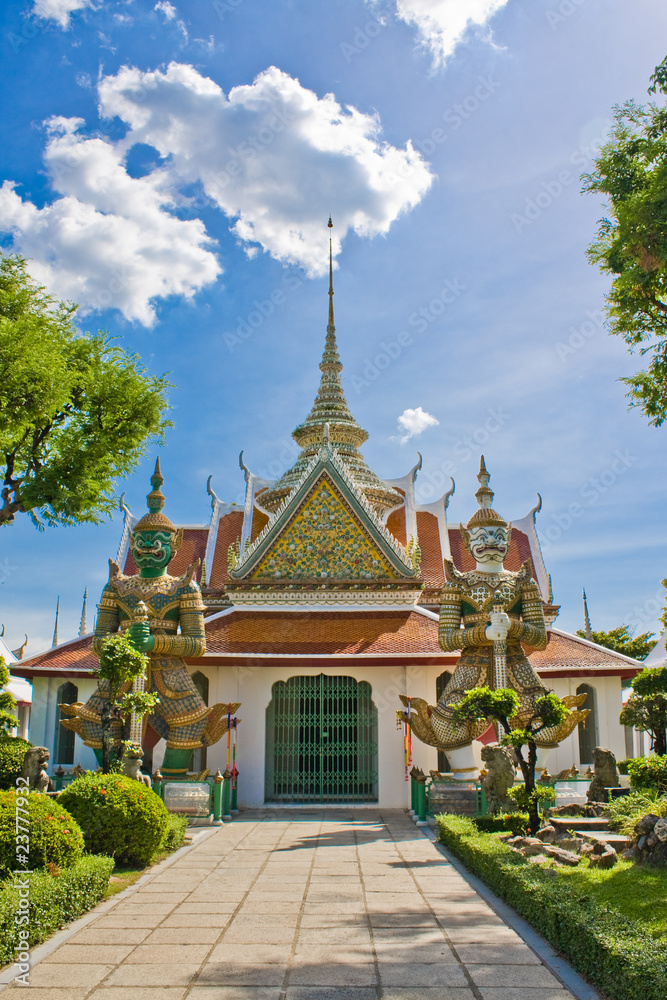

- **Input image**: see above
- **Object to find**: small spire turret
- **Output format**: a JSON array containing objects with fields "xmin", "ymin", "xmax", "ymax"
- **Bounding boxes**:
[
  {"xmin": 78, "ymin": 588, "xmax": 88, "ymax": 636},
  {"xmin": 582, "ymin": 589, "xmax": 593, "ymax": 640},
  {"xmin": 52, "ymin": 596, "xmax": 60, "ymax": 647}
]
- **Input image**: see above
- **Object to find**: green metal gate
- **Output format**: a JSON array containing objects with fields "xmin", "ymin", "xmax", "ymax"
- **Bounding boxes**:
[{"xmin": 265, "ymin": 674, "xmax": 378, "ymax": 803}]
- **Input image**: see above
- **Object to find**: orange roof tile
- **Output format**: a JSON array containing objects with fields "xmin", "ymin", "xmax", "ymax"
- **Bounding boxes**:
[
  {"xmin": 386, "ymin": 507, "xmax": 407, "ymax": 547},
  {"xmin": 528, "ymin": 630, "xmax": 643, "ymax": 678},
  {"xmin": 417, "ymin": 511, "xmax": 445, "ymax": 589},
  {"xmin": 16, "ymin": 635, "xmax": 97, "ymax": 676},
  {"xmin": 209, "ymin": 511, "xmax": 244, "ymax": 588}
]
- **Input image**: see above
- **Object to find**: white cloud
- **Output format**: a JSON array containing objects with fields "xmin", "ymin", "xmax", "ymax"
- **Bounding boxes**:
[
  {"xmin": 154, "ymin": 1, "xmax": 177, "ymax": 20},
  {"xmin": 0, "ymin": 117, "xmax": 220, "ymax": 326},
  {"xmin": 0, "ymin": 63, "xmax": 431, "ymax": 323},
  {"xmin": 32, "ymin": 0, "xmax": 94, "ymax": 29},
  {"xmin": 377, "ymin": 0, "xmax": 509, "ymax": 68},
  {"xmin": 396, "ymin": 406, "xmax": 439, "ymax": 443},
  {"xmin": 97, "ymin": 62, "xmax": 434, "ymax": 275}
]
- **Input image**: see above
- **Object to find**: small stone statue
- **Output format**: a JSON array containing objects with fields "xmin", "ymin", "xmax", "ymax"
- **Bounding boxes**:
[
  {"xmin": 587, "ymin": 748, "xmax": 621, "ymax": 802},
  {"xmin": 480, "ymin": 743, "xmax": 516, "ymax": 813},
  {"xmin": 121, "ymin": 744, "xmax": 152, "ymax": 788},
  {"xmin": 20, "ymin": 746, "xmax": 53, "ymax": 792}
]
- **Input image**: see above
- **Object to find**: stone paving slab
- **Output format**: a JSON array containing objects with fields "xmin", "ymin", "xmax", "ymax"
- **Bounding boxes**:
[{"xmin": 1, "ymin": 809, "xmax": 587, "ymax": 999}]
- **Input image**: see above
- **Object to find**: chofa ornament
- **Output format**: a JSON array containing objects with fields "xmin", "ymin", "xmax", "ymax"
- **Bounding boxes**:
[{"xmin": 399, "ymin": 457, "xmax": 589, "ymax": 779}]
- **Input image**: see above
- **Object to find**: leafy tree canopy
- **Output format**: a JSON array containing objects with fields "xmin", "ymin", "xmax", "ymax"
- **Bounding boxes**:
[
  {"xmin": 0, "ymin": 254, "xmax": 172, "ymax": 528},
  {"xmin": 0, "ymin": 657, "xmax": 18, "ymax": 736},
  {"xmin": 583, "ymin": 56, "xmax": 667, "ymax": 424},
  {"xmin": 575, "ymin": 625, "xmax": 656, "ymax": 660},
  {"xmin": 620, "ymin": 665, "xmax": 667, "ymax": 757}
]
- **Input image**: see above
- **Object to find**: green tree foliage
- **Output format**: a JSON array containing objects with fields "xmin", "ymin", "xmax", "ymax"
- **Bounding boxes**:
[
  {"xmin": 583, "ymin": 57, "xmax": 667, "ymax": 424},
  {"xmin": 620, "ymin": 666, "xmax": 667, "ymax": 756},
  {"xmin": 95, "ymin": 634, "xmax": 157, "ymax": 774},
  {"xmin": 0, "ymin": 657, "xmax": 18, "ymax": 735},
  {"xmin": 576, "ymin": 625, "xmax": 656, "ymax": 660},
  {"xmin": 0, "ymin": 254, "xmax": 172, "ymax": 527},
  {"xmin": 451, "ymin": 686, "xmax": 569, "ymax": 834}
]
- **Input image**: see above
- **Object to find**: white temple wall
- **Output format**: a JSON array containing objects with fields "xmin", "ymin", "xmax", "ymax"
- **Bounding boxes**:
[
  {"xmin": 543, "ymin": 675, "xmax": 627, "ymax": 774},
  {"xmin": 203, "ymin": 662, "xmax": 431, "ymax": 808}
]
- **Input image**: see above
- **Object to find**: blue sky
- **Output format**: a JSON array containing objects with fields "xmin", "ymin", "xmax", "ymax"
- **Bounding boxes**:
[{"xmin": 1, "ymin": 0, "xmax": 666, "ymax": 654}]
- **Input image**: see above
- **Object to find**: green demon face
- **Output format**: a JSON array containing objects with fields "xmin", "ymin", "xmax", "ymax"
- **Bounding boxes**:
[{"xmin": 131, "ymin": 530, "xmax": 173, "ymax": 572}]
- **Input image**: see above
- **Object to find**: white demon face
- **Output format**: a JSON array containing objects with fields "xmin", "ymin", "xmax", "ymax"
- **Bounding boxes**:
[{"xmin": 468, "ymin": 525, "xmax": 509, "ymax": 567}]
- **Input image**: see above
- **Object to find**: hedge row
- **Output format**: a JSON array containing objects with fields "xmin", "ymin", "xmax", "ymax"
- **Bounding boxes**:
[
  {"xmin": 436, "ymin": 814, "xmax": 667, "ymax": 1000},
  {"xmin": 0, "ymin": 855, "xmax": 114, "ymax": 968}
]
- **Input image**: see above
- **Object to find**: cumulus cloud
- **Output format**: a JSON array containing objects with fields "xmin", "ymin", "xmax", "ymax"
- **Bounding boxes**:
[
  {"xmin": 375, "ymin": 0, "xmax": 509, "ymax": 68},
  {"xmin": 0, "ymin": 63, "xmax": 431, "ymax": 323},
  {"xmin": 154, "ymin": 1, "xmax": 177, "ymax": 20},
  {"xmin": 0, "ymin": 117, "xmax": 220, "ymax": 325},
  {"xmin": 32, "ymin": 0, "xmax": 94, "ymax": 29},
  {"xmin": 396, "ymin": 406, "xmax": 439, "ymax": 443},
  {"xmin": 98, "ymin": 62, "xmax": 434, "ymax": 275}
]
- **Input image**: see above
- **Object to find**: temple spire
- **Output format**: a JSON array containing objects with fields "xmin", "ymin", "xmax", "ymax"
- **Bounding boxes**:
[
  {"xmin": 582, "ymin": 589, "xmax": 593, "ymax": 640},
  {"xmin": 257, "ymin": 220, "xmax": 402, "ymax": 515},
  {"xmin": 52, "ymin": 596, "xmax": 60, "ymax": 647},
  {"xmin": 78, "ymin": 588, "xmax": 88, "ymax": 636},
  {"xmin": 328, "ymin": 216, "xmax": 334, "ymax": 331}
]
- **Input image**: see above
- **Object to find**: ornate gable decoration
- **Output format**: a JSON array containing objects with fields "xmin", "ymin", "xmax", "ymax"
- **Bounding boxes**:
[{"xmin": 229, "ymin": 446, "xmax": 419, "ymax": 588}]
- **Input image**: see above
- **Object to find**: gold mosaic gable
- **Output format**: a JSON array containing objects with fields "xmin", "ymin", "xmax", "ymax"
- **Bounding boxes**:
[{"xmin": 250, "ymin": 478, "xmax": 399, "ymax": 581}]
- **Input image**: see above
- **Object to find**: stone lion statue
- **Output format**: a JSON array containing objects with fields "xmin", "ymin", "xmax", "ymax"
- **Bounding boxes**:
[
  {"xmin": 121, "ymin": 744, "xmax": 152, "ymax": 789},
  {"xmin": 20, "ymin": 747, "xmax": 53, "ymax": 793},
  {"xmin": 587, "ymin": 747, "xmax": 620, "ymax": 802},
  {"xmin": 480, "ymin": 743, "xmax": 516, "ymax": 813}
]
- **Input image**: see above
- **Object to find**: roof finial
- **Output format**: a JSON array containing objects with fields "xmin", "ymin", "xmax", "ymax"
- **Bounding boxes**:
[
  {"xmin": 79, "ymin": 588, "xmax": 88, "ymax": 636},
  {"xmin": 328, "ymin": 216, "xmax": 334, "ymax": 331},
  {"xmin": 582, "ymin": 588, "xmax": 593, "ymax": 640},
  {"xmin": 52, "ymin": 596, "xmax": 60, "ymax": 647}
]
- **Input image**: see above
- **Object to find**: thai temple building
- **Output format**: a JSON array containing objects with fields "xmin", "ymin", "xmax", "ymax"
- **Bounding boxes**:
[{"xmin": 15, "ymin": 241, "xmax": 645, "ymax": 807}]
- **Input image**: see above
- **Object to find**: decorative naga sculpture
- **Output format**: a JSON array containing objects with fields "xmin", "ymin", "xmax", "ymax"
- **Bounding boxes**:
[
  {"xmin": 61, "ymin": 460, "xmax": 239, "ymax": 778},
  {"xmin": 400, "ymin": 457, "xmax": 587, "ymax": 780}
]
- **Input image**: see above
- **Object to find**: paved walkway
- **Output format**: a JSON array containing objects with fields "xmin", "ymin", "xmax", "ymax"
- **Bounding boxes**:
[{"xmin": 6, "ymin": 810, "xmax": 580, "ymax": 1000}]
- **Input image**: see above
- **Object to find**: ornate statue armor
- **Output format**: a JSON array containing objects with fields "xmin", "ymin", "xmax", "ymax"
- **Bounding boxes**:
[
  {"xmin": 61, "ymin": 460, "xmax": 238, "ymax": 777},
  {"xmin": 401, "ymin": 457, "xmax": 586, "ymax": 777}
]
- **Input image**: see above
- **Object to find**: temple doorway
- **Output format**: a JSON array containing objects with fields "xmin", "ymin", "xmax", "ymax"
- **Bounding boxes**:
[{"xmin": 265, "ymin": 674, "xmax": 378, "ymax": 803}]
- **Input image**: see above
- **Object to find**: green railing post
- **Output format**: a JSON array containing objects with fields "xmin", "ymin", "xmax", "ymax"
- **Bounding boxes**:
[
  {"xmin": 222, "ymin": 767, "xmax": 232, "ymax": 822},
  {"xmin": 231, "ymin": 768, "xmax": 239, "ymax": 814},
  {"xmin": 54, "ymin": 766, "xmax": 65, "ymax": 792},
  {"xmin": 153, "ymin": 769, "xmax": 164, "ymax": 802},
  {"xmin": 414, "ymin": 773, "xmax": 427, "ymax": 824},
  {"xmin": 212, "ymin": 770, "xmax": 224, "ymax": 825}
]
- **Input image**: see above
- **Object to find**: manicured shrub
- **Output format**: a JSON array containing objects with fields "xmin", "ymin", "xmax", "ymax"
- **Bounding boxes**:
[
  {"xmin": 59, "ymin": 773, "xmax": 169, "ymax": 867},
  {"xmin": 0, "ymin": 790, "xmax": 84, "ymax": 877},
  {"xmin": 160, "ymin": 813, "xmax": 188, "ymax": 853},
  {"xmin": 0, "ymin": 737, "xmax": 32, "ymax": 791},
  {"xmin": 626, "ymin": 755, "xmax": 667, "ymax": 792},
  {"xmin": 473, "ymin": 812, "xmax": 529, "ymax": 836},
  {"xmin": 0, "ymin": 855, "xmax": 113, "ymax": 967},
  {"xmin": 436, "ymin": 813, "xmax": 667, "ymax": 1000}
]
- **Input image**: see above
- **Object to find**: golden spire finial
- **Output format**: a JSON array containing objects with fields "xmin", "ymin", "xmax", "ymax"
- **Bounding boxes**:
[{"xmin": 327, "ymin": 216, "xmax": 334, "ymax": 331}]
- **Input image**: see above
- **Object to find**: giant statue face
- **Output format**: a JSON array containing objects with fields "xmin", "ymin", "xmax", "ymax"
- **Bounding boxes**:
[
  {"xmin": 468, "ymin": 524, "xmax": 509, "ymax": 566},
  {"xmin": 131, "ymin": 529, "xmax": 173, "ymax": 572}
]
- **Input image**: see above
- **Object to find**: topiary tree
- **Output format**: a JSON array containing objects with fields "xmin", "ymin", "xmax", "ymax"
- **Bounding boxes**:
[
  {"xmin": 451, "ymin": 685, "xmax": 569, "ymax": 835},
  {"xmin": 95, "ymin": 633, "xmax": 158, "ymax": 774},
  {"xmin": 0, "ymin": 789, "xmax": 84, "ymax": 877},
  {"xmin": 0, "ymin": 657, "xmax": 20, "ymax": 735},
  {"xmin": 620, "ymin": 665, "xmax": 667, "ymax": 756},
  {"xmin": 0, "ymin": 737, "xmax": 32, "ymax": 790},
  {"xmin": 59, "ymin": 772, "xmax": 169, "ymax": 868}
]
